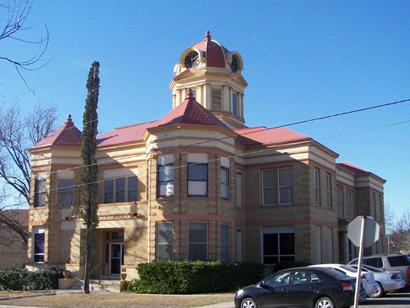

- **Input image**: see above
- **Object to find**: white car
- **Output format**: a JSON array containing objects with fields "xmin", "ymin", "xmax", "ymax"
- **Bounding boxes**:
[
  {"xmin": 309, "ymin": 264, "xmax": 378, "ymax": 296},
  {"xmin": 351, "ymin": 264, "xmax": 406, "ymax": 297}
]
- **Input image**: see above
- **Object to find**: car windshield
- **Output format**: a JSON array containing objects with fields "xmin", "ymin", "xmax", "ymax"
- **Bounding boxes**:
[{"xmin": 363, "ymin": 265, "xmax": 384, "ymax": 273}]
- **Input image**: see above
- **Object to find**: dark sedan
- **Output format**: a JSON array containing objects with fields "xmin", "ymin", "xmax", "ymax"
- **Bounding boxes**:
[{"xmin": 234, "ymin": 267, "xmax": 366, "ymax": 308}]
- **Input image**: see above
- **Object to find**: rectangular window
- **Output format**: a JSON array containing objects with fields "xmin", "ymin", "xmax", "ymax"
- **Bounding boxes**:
[
  {"xmin": 115, "ymin": 178, "xmax": 126, "ymax": 203},
  {"xmin": 33, "ymin": 229, "xmax": 45, "ymax": 263},
  {"xmin": 220, "ymin": 167, "xmax": 229, "ymax": 199},
  {"xmin": 57, "ymin": 179, "xmax": 74, "ymax": 207},
  {"xmin": 326, "ymin": 173, "xmax": 332, "ymax": 208},
  {"xmin": 188, "ymin": 163, "xmax": 208, "ymax": 196},
  {"xmin": 191, "ymin": 89, "xmax": 197, "ymax": 98},
  {"xmin": 345, "ymin": 190, "xmax": 353, "ymax": 218},
  {"xmin": 232, "ymin": 93, "xmax": 238, "ymax": 116},
  {"xmin": 337, "ymin": 185, "xmax": 344, "ymax": 216},
  {"xmin": 211, "ymin": 88, "xmax": 222, "ymax": 112},
  {"xmin": 188, "ymin": 222, "xmax": 208, "ymax": 261},
  {"xmin": 158, "ymin": 164, "xmax": 174, "ymax": 197},
  {"xmin": 128, "ymin": 176, "xmax": 138, "ymax": 201},
  {"xmin": 156, "ymin": 223, "xmax": 173, "ymax": 260},
  {"xmin": 262, "ymin": 169, "xmax": 276, "ymax": 205},
  {"xmin": 315, "ymin": 225, "xmax": 322, "ymax": 264},
  {"xmin": 236, "ymin": 172, "xmax": 242, "ymax": 207},
  {"xmin": 262, "ymin": 227, "xmax": 295, "ymax": 264},
  {"xmin": 104, "ymin": 176, "xmax": 138, "ymax": 203},
  {"xmin": 34, "ymin": 175, "xmax": 47, "ymax": 207},
  {"xmin": 315, "ymin": 168, "xmax": 321, "ymax": 205},
  {"xmin": 220, "ymin": 224, "xmax": 230, "ymax": 263},
  {"xmin": 104, "ymin": 179, "xmax": 114, "ymax": 203},
  {"xmin": 278, "ymin": 168, "xmax": 293, "ymax": 204}
]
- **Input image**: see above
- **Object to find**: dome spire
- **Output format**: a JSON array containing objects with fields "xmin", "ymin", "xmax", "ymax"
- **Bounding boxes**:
[
  {"xmin": 205, "ymin": 30, "xmax": 211, "ymax": 41},
  {"xmin": 65, "ymin": 114, "xmax": 73, "ymax": 125}
]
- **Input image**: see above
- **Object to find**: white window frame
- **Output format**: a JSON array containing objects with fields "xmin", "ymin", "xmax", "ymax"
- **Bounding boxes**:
[
  {"xmin": 188, "ymin": 222, "xmax": 208, "ymax": 261},
  {"xmin": 104, "ymin": 176, "xmax": 138, "ymax": 204},
  {"xmin": 187, "ymin": 163, "xmax": 208, "ymax": 197},
  {"xmin": 261, "ymin": 169, "xmax": 276, "ymax": 206},
  {"xmin": 156, "ymin": 222, "xmax": 174, "ymax": 260},
  {"xmin": 32, "ymin": 228, "xmax": 46, "ymax": 263},
  {"xmin": 34, "ymin": 174, "xmax": 47, "ymax": 207},
  {"xmin": 57, "ymin": 179, "xmax": 74, "ymax": 207},
  {"xmin": 220, "ymin": 167, "xmax": 230, "ymax": 200},
  {"xmin": 278, "ymin": 167, "xmax": 293, "ymax": 205}
]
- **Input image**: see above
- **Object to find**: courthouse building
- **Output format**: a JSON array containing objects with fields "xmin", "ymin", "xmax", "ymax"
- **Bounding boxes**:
[{"xmin": 28, "ymin": 32, "xmax": 386, "ymax": 280}]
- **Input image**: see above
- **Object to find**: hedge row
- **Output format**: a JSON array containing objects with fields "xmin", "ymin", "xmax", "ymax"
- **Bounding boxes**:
[
  {"xmin": 0, "ymin": 268, "xmax": 63, "ymax": 291},
  {"xmin": 122, "ymin": 260, "xmax": 265, "ymax": 294}
]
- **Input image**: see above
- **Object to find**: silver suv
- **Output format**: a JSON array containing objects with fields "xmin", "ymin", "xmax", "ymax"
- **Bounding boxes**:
[{"xmin": 348, "ymin": 254, "xmax": 410, "ymax": 286}]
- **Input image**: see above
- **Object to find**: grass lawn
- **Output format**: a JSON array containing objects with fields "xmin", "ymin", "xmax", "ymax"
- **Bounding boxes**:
[{"xmin": 0, "ymin": 292, "xmax": 234, "ymax": 307}]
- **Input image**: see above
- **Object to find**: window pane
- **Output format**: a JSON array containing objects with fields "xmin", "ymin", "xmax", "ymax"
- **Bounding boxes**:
[
  {"xmin": 159, "ymin": 165, "xmax": 174, "ymax": 181},
  {"xmin": 279, "ymin": 187, "xmax": 293, "ymax": 204},
  {"xmin": 221, "ymin": 184, "xmax": 229, "ymax": 199},
  {"xmin": 115, "ymin": 178, "xmax": 125, "ymax": 202},
  {"xmin": 57, "ymin": 180, "xmax": 74, "ymax": 206},
  {"xmin": 232, "ymin": 94, "xmax": 238, "ymax": 115},
  {"xmin": 34, "ymin": 233, "xmax": 45, "ymax": 254},
  {"xmin": 280, "ymin": 233, "xmax": 295, "ymax": 255},
  {"xmin": 263, "ymin": 234, "xmax": 278, "ymax": 255},
  {"xmin": 279, "ymin": 168, "xmax": 292, "ymax": 186},
  {"xmin": 157, "ymin": 223, "xmax": 173, "ymax": 244},
  {"xmin": 263, "ymin": 170, "xmax": 275, "ymax": 188},
  {"xmin": 128, "ymin": 176, "xmax": 138, "ymax": 201},
  {"xmin": 188, "ymin": 181, "xmax": 207, "ymax": 196},
  {"xmin": 263, "ymin": 188, "xmax": 276, "ymax": 204},
  {"xmin": 211, "ymin": 89, "xmax": 222, "ymax": 112},
  {"xmin": 34, "ymin": 255, "xmax": 44, "ymax": 263},
  {"xmin": 221, "ymin": 168, "xmax": 229, "ymax": 184},
  {"xmin": 221, "ymin": 224, "xmax": 229, "ymax": 245},
  {"xmin": 189, "ymin": 244, "xmax": 207, "ymax": 261},
  {"xmin": 280, "ymin": 256, "xmax": 296, "ymax": 262},
  {"xmin": 159, "ymin": 182, "xmax": 174, "ymax": 197},
  {"xmin": 188, "ymin": 164, "xmax": 207, "ymax": 181},
  {"xmin": 263, "ymin": 256, "xmax": 279, "ymax": 264},
  {"xmin": 189, "ymin": 223, "xmax": 207, "ymax": 243},
  {"xmin": 157, "ymin": 244, "xmax": 173, "ymax": 260},
  {"xmin": 104, "ymin": 179, "xmax": 114, "ymax": 203}
]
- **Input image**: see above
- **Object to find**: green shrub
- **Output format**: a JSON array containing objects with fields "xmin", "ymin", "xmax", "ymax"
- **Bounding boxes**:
[
  {"xmin": 0, "ymin": 267, "xmax": 63, "ymax": 291},
  {"xmin": 122, "ymin": 260, "xmax": 265, "ymax": 294}
]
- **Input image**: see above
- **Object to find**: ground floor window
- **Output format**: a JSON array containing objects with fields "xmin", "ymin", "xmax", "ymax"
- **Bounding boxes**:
[
  {"xmin": 220, "ymin": 224, "xmax": 230, "ymax": 263},
  {"xmin": 156, "ymin": 222, "xmax": 174, "ymax": 260},
  {"xmin": 262, "ymin": 226, "xmax": 295, "ymax": 264},
  {"xmin": 188, "ymin": 222, "xmax": 208, "ymax": 261},
  {"xmin": 33, "ymin": 228, "xmax": 45, "ymax": 263}
]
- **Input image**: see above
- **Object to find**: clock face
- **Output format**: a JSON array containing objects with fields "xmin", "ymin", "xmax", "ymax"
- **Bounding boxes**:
[
  {"xmin": 185, "ymin": 51, "xmax": 200, "ymax": 68},
  {"xmin": 230, "ymin": 55, "xmax": 239, "ymax": 73}
]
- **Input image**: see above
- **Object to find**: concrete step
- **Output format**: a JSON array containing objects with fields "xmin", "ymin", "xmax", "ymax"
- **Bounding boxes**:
[{"xmin": 68, "ymin": 278, "xmax": 121, "ymax": 292}]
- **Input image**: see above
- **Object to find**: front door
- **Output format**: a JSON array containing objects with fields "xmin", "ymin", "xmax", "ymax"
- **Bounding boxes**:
[{"xmin": 109, "ymin": 243, "xmax": 124, "ymax": 275}]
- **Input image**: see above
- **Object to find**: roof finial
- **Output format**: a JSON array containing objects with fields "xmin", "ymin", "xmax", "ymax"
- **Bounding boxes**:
[
  {"xmin": 205, "ymin": 30, "xmax": 211, "ymax": 41},
  {"xmin": 65, "ymin": 114, "xmax": 73, "ymax": 125},
  {"xmin": 186, "ymin": 88, "xmax": 194, "ymax": 100}
]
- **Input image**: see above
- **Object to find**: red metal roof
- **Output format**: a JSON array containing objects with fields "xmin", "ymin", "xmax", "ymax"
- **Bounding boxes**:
[
  {"xmin": 192, "ymin": 31, "xmax": 226, "ymax": 68},
  {"xmin": 339, "ymin": 162, "xmax": 370, "ymax": 174},
  {"xmin": 235, "ymin": 126, "xmax": 310, "ymax": 146},
  {"xmin": 31, "ymin": 115, "xmax": 82, "ymax": 149}
]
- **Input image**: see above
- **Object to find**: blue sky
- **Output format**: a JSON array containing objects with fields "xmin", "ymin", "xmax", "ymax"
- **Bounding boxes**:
[{"xmin": 1, "ymin": 0, "xmax": 409, "ymax": 217}]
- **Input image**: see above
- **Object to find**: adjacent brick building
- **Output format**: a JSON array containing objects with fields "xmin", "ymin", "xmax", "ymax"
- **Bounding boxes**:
[{"xmin": 28, "ymin": 32, "xmax": 386, "ymax": 280}]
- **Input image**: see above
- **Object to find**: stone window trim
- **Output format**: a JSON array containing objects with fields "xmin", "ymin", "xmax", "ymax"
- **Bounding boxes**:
[
  {"xmin": 157, "ymin": 163, "xmax": 175, "ymax": 198},
  {"xmin": 187, "ymin": 163, "xmax": 208, "ymax": 197},
  {"xmin": 33, "ymin": 174, "xmax": 47, "ymax": 208},
  {"xmin": 220, "ymin": 223, "xmax": 230, "ymax": 263},
  {"xmin": 156, "ymin": 222, "xmax": 174, "ymax": 260},
  {"xmin": 103, "ymin": 175, "xmax": 138, "ymax": 204},
  {"xmin": 261, "ymin": 167, "xmax": 294, "ymax": 206},
  {"xmin": 32, "ymin": 227, "xmax": 46, "ymax": 263},
  {"xmin": 188, "ymin": 221, "xmax": 208, "ymax": 261},
  {"xmin": 220, "ymin": 167, "xmax": 230, "ymax": 200}
]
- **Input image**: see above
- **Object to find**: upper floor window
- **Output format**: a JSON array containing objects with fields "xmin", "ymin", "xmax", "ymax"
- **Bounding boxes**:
[
  {"xmin": 158, "ymin": 164, "xmax": 174, "ymax": 197},
  {"xmin": 314, "ymin": 168, "xmax": 321, "ymax": 205},
  {"xmin": 262, "ymin": 168, "xmax": 293, "ymax": 205},
  {"xmin": 337, "ymin": 185, "xmax": 344, "ymax": 216},
  {"xmin": 188, "ymin": 163, "xmax": 208, "ymax": 196},
  {"xmin": 236, "ymin": 171, "xmax": 242, "ymax": 207},
  {"xmin": 211, "ymin": 88, "xmax": 222, "ymax": 112},
  {"xmin": 104, "ymin": 176, "xmax": 138, "ymax": 204},
  {"xmin": 156, "ymin": 222, "xmax": 174, "ymax": 260},
  {"xmin": 220, "ymin": 167, "xmax": 229, "ymax": 199},
  {"xmin": 232, "ymin": 93, "xmax": 238, "ymax": 116},
  {"xmin": 34, "ymin": 175, "xmax": 47, "ymax": 207},
  {"xmin": 326, "ymin": 173, "xmax": 332, "ymax": 208},
  {"xmin": 57, "ymin": 179, "xmax": 74, "ymax": 207},
  {"xmin": 188, "ymin": 222, "xmax": 208, "ymax": 261},
  {"xmin": 345, "ymin": 189, "xmax": 354, "ymax": 218}
]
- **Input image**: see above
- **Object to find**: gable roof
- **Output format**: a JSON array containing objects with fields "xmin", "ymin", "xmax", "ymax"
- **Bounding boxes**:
[
  {"xmin": 154, "ymin": 90, "xmax": 232, "ymax": 132},
  {"xmin": 31, "ymin": 115, "xmax": 82, "ymax": 150}
]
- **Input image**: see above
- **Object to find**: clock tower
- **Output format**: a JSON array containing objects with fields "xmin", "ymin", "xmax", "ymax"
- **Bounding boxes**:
[{"xmin": 170, "ymin": 31, "xmax": 248, "ymax": 129}]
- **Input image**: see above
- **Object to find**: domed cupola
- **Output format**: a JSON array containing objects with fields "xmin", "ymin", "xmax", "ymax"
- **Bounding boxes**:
[{"xmin": 170, "ymin": 31, "xmax": 247, "ymax": 129}]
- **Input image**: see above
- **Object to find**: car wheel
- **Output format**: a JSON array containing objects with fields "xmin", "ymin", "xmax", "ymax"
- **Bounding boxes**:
[
  {"xmin": 241, "ymin": 297, "xmax": 258, "ymax": 308},
  {"xmin": 315, "ymin": 296, "xmax": 335, "ymax": 308},
  {"xmin": 369, "ymin": 282, "xmax": 384, "ymax": 298}
]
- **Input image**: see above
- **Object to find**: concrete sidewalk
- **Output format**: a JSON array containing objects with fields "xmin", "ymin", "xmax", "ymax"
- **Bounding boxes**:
[{"xmin": 198, "ymin": 302, "xmax": 234, "ymax": 308}]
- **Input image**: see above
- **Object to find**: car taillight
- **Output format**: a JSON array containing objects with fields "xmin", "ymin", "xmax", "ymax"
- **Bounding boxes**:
[{"xmin": 341, "ymin": 282, "xmax": 353, "ymax": 292}]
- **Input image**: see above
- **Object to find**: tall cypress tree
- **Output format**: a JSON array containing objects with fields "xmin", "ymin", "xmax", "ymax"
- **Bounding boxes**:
[{"xmin": 80, "ymin": 61, "xmax": 100, "ymax": 294}]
